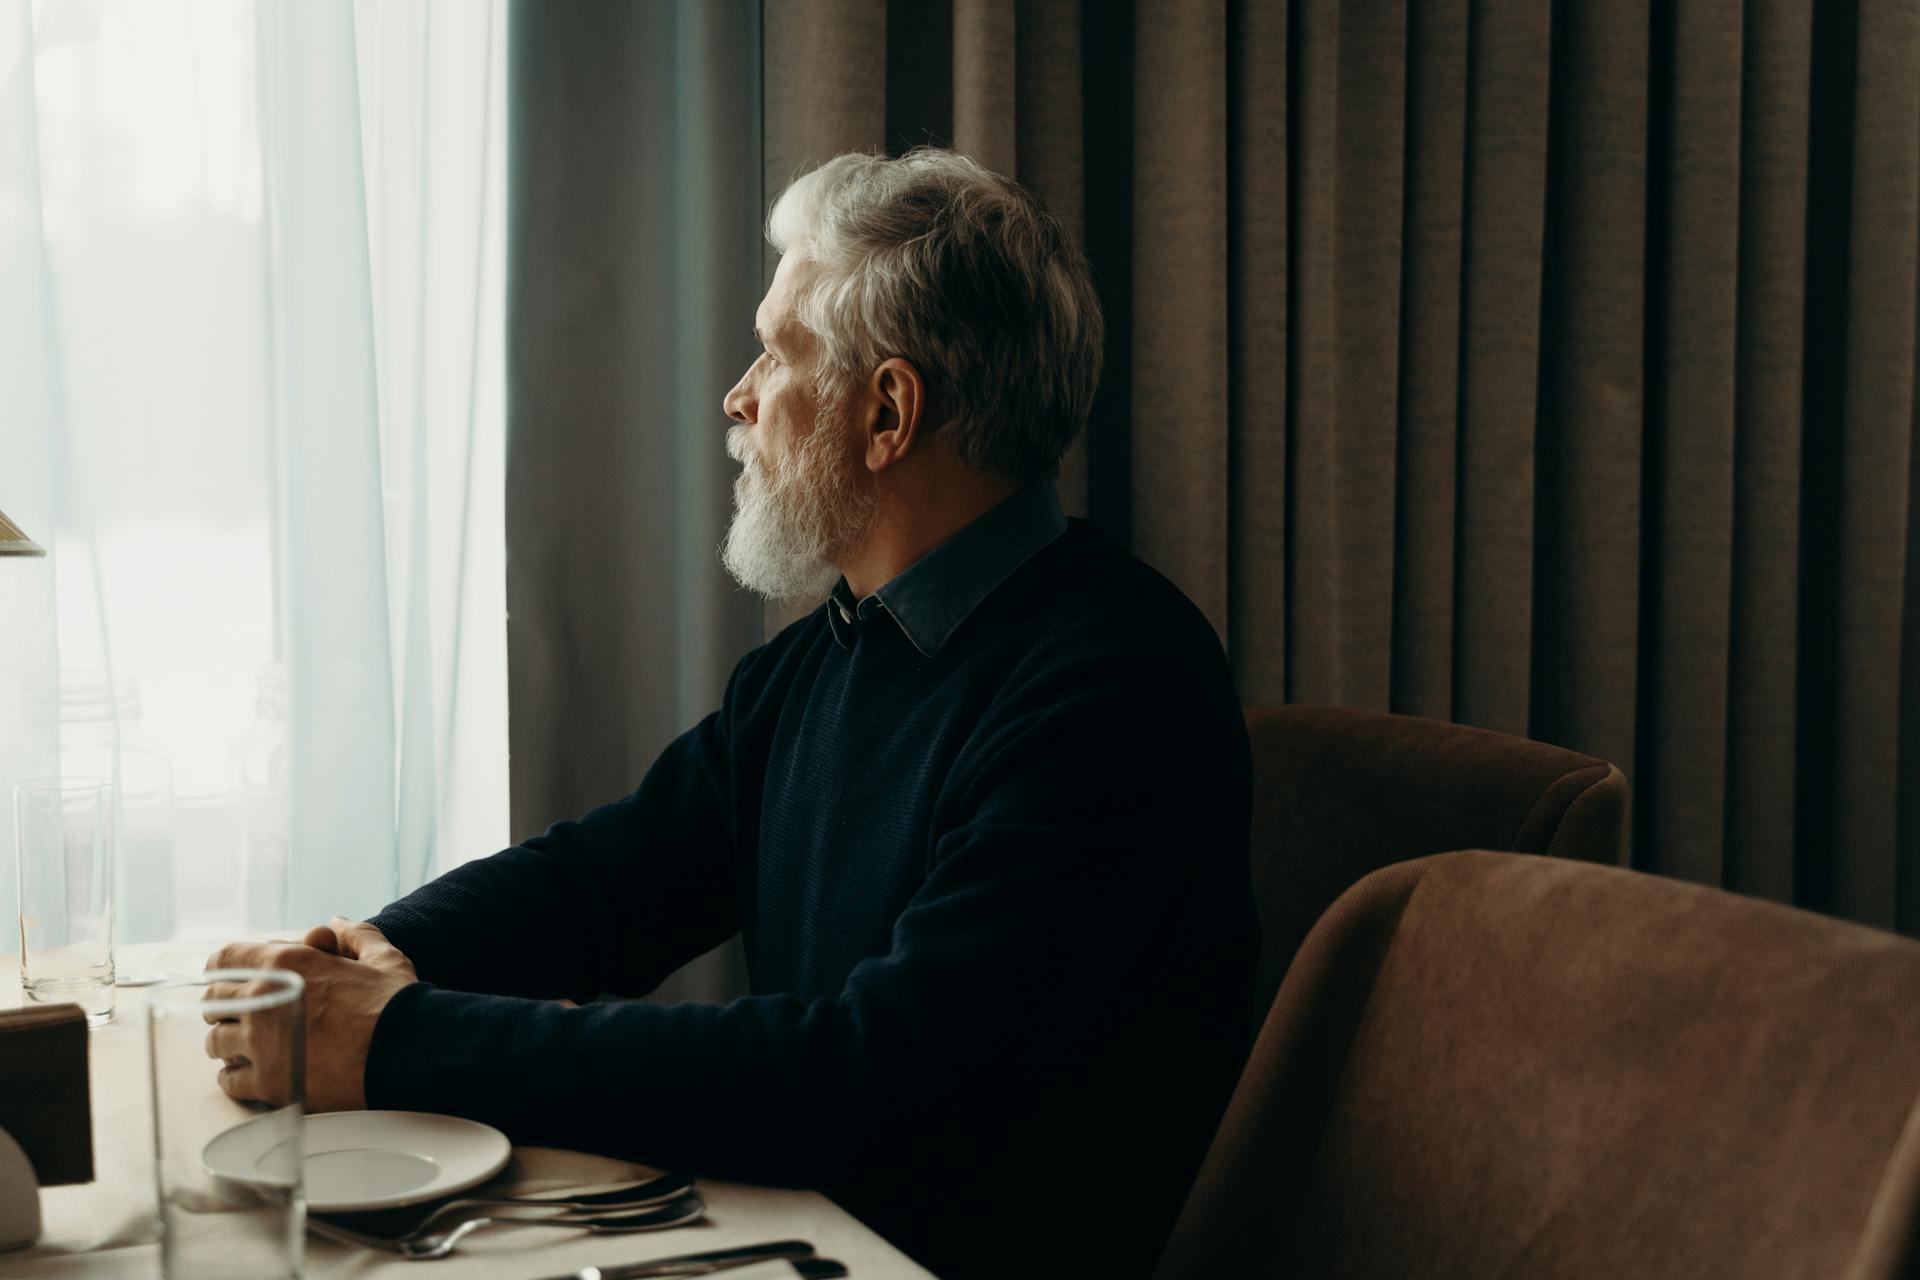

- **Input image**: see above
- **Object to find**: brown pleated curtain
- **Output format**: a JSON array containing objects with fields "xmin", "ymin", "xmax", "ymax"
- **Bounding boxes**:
[{"xmin": 764, "ymin": 0, "xmax": 1920, "ymax": 936}]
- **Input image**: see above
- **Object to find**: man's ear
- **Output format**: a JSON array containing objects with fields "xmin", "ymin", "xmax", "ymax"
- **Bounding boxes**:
[{"xmin": 861, "ymin": 357, "xmax": 927, "ymax": 473}]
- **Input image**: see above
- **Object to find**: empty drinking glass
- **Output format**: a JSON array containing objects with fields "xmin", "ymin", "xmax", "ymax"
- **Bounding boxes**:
[
  {"xmin": 13, "ymin": 777, "xmax": 115, "ymax": 1025},
  {"xmin": 150, "ymin": 969, "xmax": 305, "ymax": 1279}
]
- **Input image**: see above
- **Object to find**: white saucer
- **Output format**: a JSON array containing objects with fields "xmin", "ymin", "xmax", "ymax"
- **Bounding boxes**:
[{"xmin": 203, "ymin": 1110, "xmax": 513, "ymax": 1213}]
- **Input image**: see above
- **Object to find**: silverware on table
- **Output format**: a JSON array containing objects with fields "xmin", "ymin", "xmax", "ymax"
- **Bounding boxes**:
[
  {"xmin": 523, "ymin": 1238, "xmax": 822, "ymax": 1279},
  {"xmin": 304, "ymin": 1192, "xmax": 707, "ymax": 1260},
  {"xmin": 397, "ymin": 1170, "xmax": 696, "ymax": 1237},
  {"xmin": 579, "ymin": 1256, "xmax": 846, "ymax": 1280}
]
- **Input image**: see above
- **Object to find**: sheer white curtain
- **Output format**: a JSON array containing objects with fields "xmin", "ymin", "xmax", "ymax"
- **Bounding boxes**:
[{"xmin": 0, "ymin": 0, "xmax": 506, "ymax": 950}]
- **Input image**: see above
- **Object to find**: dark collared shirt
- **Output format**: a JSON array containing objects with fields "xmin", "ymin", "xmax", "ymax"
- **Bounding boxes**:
[{"xmin": 825, "ymin": 481, "xmax": 1068, "ymax": 657}]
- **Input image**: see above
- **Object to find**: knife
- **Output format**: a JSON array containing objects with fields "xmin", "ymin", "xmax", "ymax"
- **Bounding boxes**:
[{"xmin": 531, "ymin": 1238, "xmax": 817, "ymax": 1279}]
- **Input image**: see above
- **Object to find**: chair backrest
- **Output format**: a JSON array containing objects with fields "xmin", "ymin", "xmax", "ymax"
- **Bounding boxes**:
[
  {"xmin": 1245, "ymin": 705, "xmax": 1625, "ymax": 1018},
  {"xmin": 1155, "ymin": 851, "xmax": 1920, "ymax": 1280}
]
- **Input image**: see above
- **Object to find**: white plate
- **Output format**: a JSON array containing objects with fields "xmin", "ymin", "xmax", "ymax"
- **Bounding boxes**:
[{"xmin": 203, "ymin": 1110, "xmax": 513, "ymax": 1213}]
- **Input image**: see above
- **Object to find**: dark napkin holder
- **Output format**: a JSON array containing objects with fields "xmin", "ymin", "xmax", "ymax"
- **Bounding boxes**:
[{"xmin": 0, "ymin": 1003, "xmax": 93, "ymax": 1186}]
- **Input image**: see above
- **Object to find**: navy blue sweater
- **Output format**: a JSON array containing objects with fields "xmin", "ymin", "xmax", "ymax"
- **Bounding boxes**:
[{"xmin": 365, "ymin": 515, "xmax": 1257, "ymax": 1278}]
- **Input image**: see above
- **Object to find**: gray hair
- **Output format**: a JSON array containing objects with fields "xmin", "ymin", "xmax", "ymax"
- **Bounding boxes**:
[{"xmin": 766, "ymin": 148, "xmax": 1104, "ymax": 485}]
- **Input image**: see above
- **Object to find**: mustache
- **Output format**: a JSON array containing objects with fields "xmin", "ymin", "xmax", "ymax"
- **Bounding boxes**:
[{"xmin": 725, "ymin": 425, "xmax": 754, "ymax": 466}]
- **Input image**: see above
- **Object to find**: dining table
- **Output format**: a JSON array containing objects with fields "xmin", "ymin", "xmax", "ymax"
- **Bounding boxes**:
[{"xmin": 0, "ymin": 941, "xmax": 935, "ymax": 1279}]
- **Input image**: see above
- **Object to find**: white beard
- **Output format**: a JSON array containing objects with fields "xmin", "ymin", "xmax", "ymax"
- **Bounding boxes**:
[{"xmin": 721, "ymin": 414, "xmax": 876, "ymax": 601}]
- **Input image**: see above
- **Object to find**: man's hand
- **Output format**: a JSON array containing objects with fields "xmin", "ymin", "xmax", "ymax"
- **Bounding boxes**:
[{"xmin": 204, "ymin": 918, "xmax": 418, "ymax": 1113}]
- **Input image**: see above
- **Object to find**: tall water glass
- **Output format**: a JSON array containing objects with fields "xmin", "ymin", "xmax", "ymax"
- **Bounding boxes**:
[
  {"xmin": 150, "ymin": 969, "xmax": 305, "ymax": 1279},
  {"xmin": 13, "ymin": 777, "xmax": 114, "ymax": 1025}
]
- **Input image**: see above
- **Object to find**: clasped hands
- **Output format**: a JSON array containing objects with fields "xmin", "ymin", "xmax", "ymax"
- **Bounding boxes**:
[{"xmin": 202, "ymin": 918, "xmax": 418, "ymax": 1113}]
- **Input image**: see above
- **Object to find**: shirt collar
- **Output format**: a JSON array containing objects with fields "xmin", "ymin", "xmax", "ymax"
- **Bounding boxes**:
[{"xmin": 826, "ymin": 482, "xmax": 1068, "ymax": 657}]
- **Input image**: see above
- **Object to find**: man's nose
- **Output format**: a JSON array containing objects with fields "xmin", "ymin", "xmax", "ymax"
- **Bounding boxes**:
[{"xmin": 723, "ymin": 375, "xmax": 754, "ymax": 424}]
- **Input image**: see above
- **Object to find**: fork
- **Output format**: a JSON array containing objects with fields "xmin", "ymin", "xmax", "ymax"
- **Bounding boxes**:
[
  {"xmin": 305, "ymin": 1192, "xmax": 706, "ymax": 1260},
  {"xmin": 392, "ymin": 1169, "xmax": 695, "ymax": 1238}
]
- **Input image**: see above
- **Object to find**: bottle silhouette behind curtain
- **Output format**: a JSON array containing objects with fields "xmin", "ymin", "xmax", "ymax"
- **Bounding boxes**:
[
  {"xmin": 57, "ymin": 674, "xmax": 175, "ymax": 945},
  {"xmin": 233, "ymin": 663, "xmax": 290, "ymax": 932}
]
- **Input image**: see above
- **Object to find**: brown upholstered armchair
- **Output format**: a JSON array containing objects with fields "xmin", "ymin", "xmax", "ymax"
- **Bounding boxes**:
[
  {"xmin": 1156, "ymin": 851, "xmax": 1920, "ymax": 1279},
  {"xmin": 1244, "ymin": 706, "xmax": 1627, "ymax": 1020}
]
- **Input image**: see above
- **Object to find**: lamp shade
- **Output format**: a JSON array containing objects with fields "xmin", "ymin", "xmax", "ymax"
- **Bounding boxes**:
[{"xmin": 0, "ymin": 508, "xmax": 45, "ymax": 557}]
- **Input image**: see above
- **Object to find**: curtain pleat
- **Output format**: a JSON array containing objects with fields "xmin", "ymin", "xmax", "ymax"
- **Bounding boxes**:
[
  {"xmin": 1390, "ymin": 0, "xmax": 1467, "ymax": 723},
  {"xmin": 1226, "ymin": 0, "xmax": 1288, "ymax": 706},
  {"xmin": 756, "ymin": 0, "xmax": 1920, "ymax": 935},
  {"xmin": 509, "ymin": 2, "xmax": 673, "ymax": 828},
  {"xmin": 1723, "ymin": 0, "xmax": 1809, "ymax": 907},
  {"xmin": 952, "ymin": 0, "xmax": 1016, "ymax": 174},
  {"xmin": 887, "ymin": 0, "xmax": 953, "ymax": 154},
  {"xmin": 764, "ymin": 0, "xmax": 886, "ymax": 178},
  {"xmin": 258, "ymin": 0, "xmax": 405, "ymax": 923},
  {"xmin": 1286, "ymin": 0, "xmax": 1405, "ymax": 709},
  {"xmin": 1015, "ymin": 0, "xmax": 1089, "ymax": 516},
  {"xmin": 1903, "ymin": 312, "xmax": 1920, "ymax": 933},
  {"xmin": 1640, "ymin": 0, "xmax": 1743, "ymax": 889},
  {"xmin": 1827, "ymin": 0, "xmax": 1917, "ymax": 927},
  {"xmin": 1131, "ymin": 0, "xmax": 1230, "ymax": 640},
  {"xmin": 1079, "ymin": 0, "xmax": 1137, "ymax": 546},
  {"xmin": 1450, "ymin": 0, "xmax": 1550, "ymax": 739},
  {"xmin": 1530, "ymin": 1, "xmax": 1649, "ymax": 803}
]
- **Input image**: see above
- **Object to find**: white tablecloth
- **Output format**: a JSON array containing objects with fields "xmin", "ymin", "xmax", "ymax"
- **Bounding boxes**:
[{"xmin": 0, "ymin": 943, "xmax": 933, "ymax": 1279}]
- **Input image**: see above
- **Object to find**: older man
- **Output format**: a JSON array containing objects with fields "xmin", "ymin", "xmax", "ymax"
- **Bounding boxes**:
[{"xmin": 209, "ymin": 148, "xmax": 1256, "ymax": 1278}]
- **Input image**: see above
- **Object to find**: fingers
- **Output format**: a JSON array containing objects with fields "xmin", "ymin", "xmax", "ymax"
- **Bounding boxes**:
[
  {"xmin": 328, "ymin": 917, "xmax": 383, "ymax": 960},
  {"xmin": 203, "ymin": 940, "xmax": 321, "ymax": 981},
  {"xmin": 206, "ymin": 940, "xmax": 281, "ymax": 974},
  {"xmin": 217, "ymin": 1058, "xmax": 265, "ymax": 1103},
  {"xmin": 221, "ymin": 1062, "xmax": 291, "ymax": 1106},
  {"xmin": 196, "ymin": 940, "xmax": 323, "ymax": 1108},
  {"xmin": 202, "ymin": 980, "xmax": 243, "ymax": 1023},
  {"xmin": 201, "ymin": 975, "xmax": 283, "ymax": 1024},
  {"xmin": 329, "ymin": 917, "xmax": 413, "ymax": 978},
  {"xmin": 203, "ymin": 1008, "xmax": 255, "ymax": 1101},
  {"xmin": 208, "ymin": 924, "xmax": 375, "ymax": 976},
  {"xmin": 302, "ymin": 923, "xmax": 343, "ymax": 954},
  {"xmin": 205, "ymin": 1018, "xmax": 247, "ymax": 1062},
  {"xmin": 204, "ymin": 983, "xmax": 295, "ymax": 1106}
]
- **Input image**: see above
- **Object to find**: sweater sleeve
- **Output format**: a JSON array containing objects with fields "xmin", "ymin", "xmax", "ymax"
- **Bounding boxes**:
[
  {"xmin": 361, "ymin": 650, "xmax": 1255, "ymax": 1190},
  {"xmin": 365, "ymin": 697, "xmax": 739, "ymax": 1003}
]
